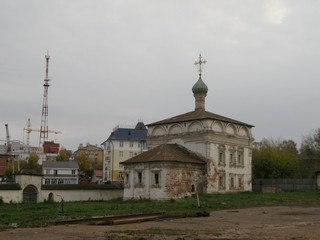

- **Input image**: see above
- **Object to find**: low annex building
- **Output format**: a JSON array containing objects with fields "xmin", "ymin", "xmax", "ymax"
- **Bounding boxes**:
[
  {"xmin": 122, "ymin": 55, "xmax": 254, "ymax": 200},
  {"xmin": 123, "ymin": 143, "xmax": 206, "ymax": 200}
]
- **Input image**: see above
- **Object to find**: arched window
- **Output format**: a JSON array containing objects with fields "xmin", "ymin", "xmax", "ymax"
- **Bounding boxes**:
[
  {"xmin": 191, "ymin": 184, "xmax": 195, "ymax": 193},
  {"xmin": 48, "ymin": 192, "xmax": 54, "ymax": 202}
]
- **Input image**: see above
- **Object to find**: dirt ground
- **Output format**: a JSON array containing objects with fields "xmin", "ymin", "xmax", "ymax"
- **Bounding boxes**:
[{"xmin": 1, "ymin": 206, "xmax": 320, "ymax": 239}]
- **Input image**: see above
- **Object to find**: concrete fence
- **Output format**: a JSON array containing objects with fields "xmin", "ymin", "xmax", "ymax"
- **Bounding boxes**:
[
  {"xmin": 252, "ymin": 178, "xmax": 318, "ymax": 192},
  {"xmin": 0, "ymin": 174, "xmax": 123, "ymax": 203}
]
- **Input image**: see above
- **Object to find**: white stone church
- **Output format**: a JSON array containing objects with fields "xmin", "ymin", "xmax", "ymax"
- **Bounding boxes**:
[{"xmin": 122, "ymin": 55, "xmax": 254, "ymax": 200}]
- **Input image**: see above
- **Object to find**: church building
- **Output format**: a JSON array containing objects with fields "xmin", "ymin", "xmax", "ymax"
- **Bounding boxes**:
[{"xmin": 122, "ymin": 55, "xmax": 254, "ymax": 200}]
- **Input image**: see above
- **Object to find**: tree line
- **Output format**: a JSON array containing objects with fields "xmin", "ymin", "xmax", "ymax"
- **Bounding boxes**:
[
  {"xmin": 5, "ymin": 128, "xmax": 320, "ymax": 181},
  {"xmin": 253, "ymin": 128, "xmax": 320, "ymax": 179}
]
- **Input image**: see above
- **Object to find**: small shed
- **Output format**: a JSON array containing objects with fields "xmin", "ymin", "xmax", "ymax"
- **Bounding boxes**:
[{"xmin": 92, "ymin": 170, "xmax": 103, "ymax": 184}]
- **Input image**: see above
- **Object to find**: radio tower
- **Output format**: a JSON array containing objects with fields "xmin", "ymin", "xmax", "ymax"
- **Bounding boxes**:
[{"xmin": 39, "ymin": 53, "xmax": 50, "ymax": 147}]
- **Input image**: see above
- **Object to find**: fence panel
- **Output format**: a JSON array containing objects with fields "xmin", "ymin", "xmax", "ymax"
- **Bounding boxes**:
[{"xmin": 252, "ymin": 178, "xmax": 316, "ymax": 192}]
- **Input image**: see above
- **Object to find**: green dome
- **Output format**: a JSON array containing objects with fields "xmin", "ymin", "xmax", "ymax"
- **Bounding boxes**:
[{"xmin": 192, "ymin": 77, "xmax": 208, "ymax": 94}]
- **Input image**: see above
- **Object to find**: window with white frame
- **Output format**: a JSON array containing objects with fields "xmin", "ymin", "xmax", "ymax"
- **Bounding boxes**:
[
  {"xmin": 219, "ymin": 172, "xmax": 225, "ymax": 189},
  {"xmin": 237, "ymin": 148, "xmax": 244, "ymax": 167},
  {"xmin": 119, "ymin": 151, "xmax": 124, "ymax": 158},
  {"xmin": 51, "ymin": 179, "xmax": 57, "ymax": 185},
  {"xmin": 230, "ymin": 176, "xmax": 234, "ymax": 188},
  {"xmin": 129, "ymin": 152, "xmax": 133, "ymax": 158},
  {"xmin": 130, "ymin": 142, "xmax": 133, "ymax": 148},
  {"xmin": 133, "ymin": 169, "xmax": 145, "ymax": 188},
  {"xmin": 218, "ymin": 145, "xmax": 225, "ymax": 166},
  {"xmin": 135, "ymin": 170, "xmax": 144, "ymax": 187},
  {"xmin": 119, "ymin": 141, "xmax": 124, "ymax": 147},
  {"xmin": 229, "ymin": 148, "xmax": 236, "ymax": 167},
  {"xmin": 124, "ymin": 172, "xmax": 129, "ymax": 185},
  {"xmin": 238, "ymin": 175, "xmax": 244, "ymax": 188},
  {"xmin": 151, "ymin": 171, "xmax": 161, "ymax": 187}
]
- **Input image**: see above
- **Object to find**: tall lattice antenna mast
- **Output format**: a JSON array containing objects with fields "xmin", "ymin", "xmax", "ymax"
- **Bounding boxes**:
[{"xmin": 39, "ymin": 52, "xmax": 50, "ymax": 147}]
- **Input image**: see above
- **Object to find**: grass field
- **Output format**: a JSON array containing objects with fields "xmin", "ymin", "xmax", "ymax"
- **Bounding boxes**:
[{"xmin": 1, "ymin": 191, "xmax": 320, "ymax": 230}]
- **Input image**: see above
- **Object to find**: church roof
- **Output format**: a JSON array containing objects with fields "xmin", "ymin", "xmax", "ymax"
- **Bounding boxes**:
[
  {"xmin": 147, "ymin": 109, "xmax": 254, "ymax": 127},
  {"xmin": 122, "ymin": 143, "xmax": 206, "ymax": 165}
]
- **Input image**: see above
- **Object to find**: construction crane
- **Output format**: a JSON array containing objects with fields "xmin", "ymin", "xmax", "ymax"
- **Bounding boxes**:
[
  {"xmin": 24, "ymin": 118, "xmax": 62, "ymax": 149},
  {"xmin": 5, "ymin": 124, "xmax": 11, "ymax": 154}
]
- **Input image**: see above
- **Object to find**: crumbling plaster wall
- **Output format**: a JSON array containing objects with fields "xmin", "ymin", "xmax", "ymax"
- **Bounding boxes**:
[{"xmin": 123, "ymin": 162, "xmax": 205, "ymax": 200}]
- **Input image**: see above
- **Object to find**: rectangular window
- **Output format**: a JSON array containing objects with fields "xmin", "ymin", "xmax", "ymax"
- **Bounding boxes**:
[
  {"xmin": 54, "ymin": 170, "xmax": 58, "ymax": 175},
  {"xmin": 138, "ymin": 172, "xmax": 142, "ymax": 184},
  {"xmin": 219, "ymin": 176, "xmax": 223, "ymax": 186},
  {"xmin": 72, "ymin": 170, "xmax": 76, "ymax": 175},
  {"xmin": 58, "ymin": 179, "xmax": 63, "ymax": 185},
  {"xmin": 130, "ymin": 142, "xmax": 133, "ymax": 148},
  {"xmin": 129, "ymin": 152, "xmax": 133, "ymax": 158},
  {"xmin": 45, "ymin": 169, "xmax": 50, "ymax": 174},
  {"xmin": 154, "ymin": 173, "xmax": 159, "ymax": 185},
  {"xmin": 119, "ymin": 151, "xmax": 124, "ymax": 158},
  {"xmin": 119, "ymin": 172, "xmax": 123, "ymax": 179},
  {"xmin": 125, "ymin": 173, "xmax": 129, "ymax": 184},
  {"xmin": 119, "ymin": 141, "xmax": 124, "ymax": 147},
  {"xmin": 237, "ymin": 150, "xmax": 244, "ymax": 167},
  {"xmin": 219, "ymin": 175, "xmax": 225, "ymax": 189},
  {"xmin": 45, "ymin": 179, "xmax": 50, "ymax": 185},
  {"xmin": 238, "ymin": 177, "xmax": 243, "ymax": 187},
  {"xmin": 230, "ymin": 177, "xmax": 234, "ymax": 188},
  {"xmin": 229, "ymin": 151, "xmax": 236, "ymax": 167},
  {"xmin": 219, "ymin": 151, "xmax": 225, "ymax": 166}
]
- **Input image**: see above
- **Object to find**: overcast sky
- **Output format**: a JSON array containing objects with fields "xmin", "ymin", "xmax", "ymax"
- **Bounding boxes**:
[{"xmin": 1, "ymin": 0, "xmax": 319, "ymax": 151}]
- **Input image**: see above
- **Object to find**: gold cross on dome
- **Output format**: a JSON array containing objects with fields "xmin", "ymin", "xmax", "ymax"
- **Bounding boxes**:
[{"xmin": 194, "ymin": 54, "xmax": 207, "ymax": 76}]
